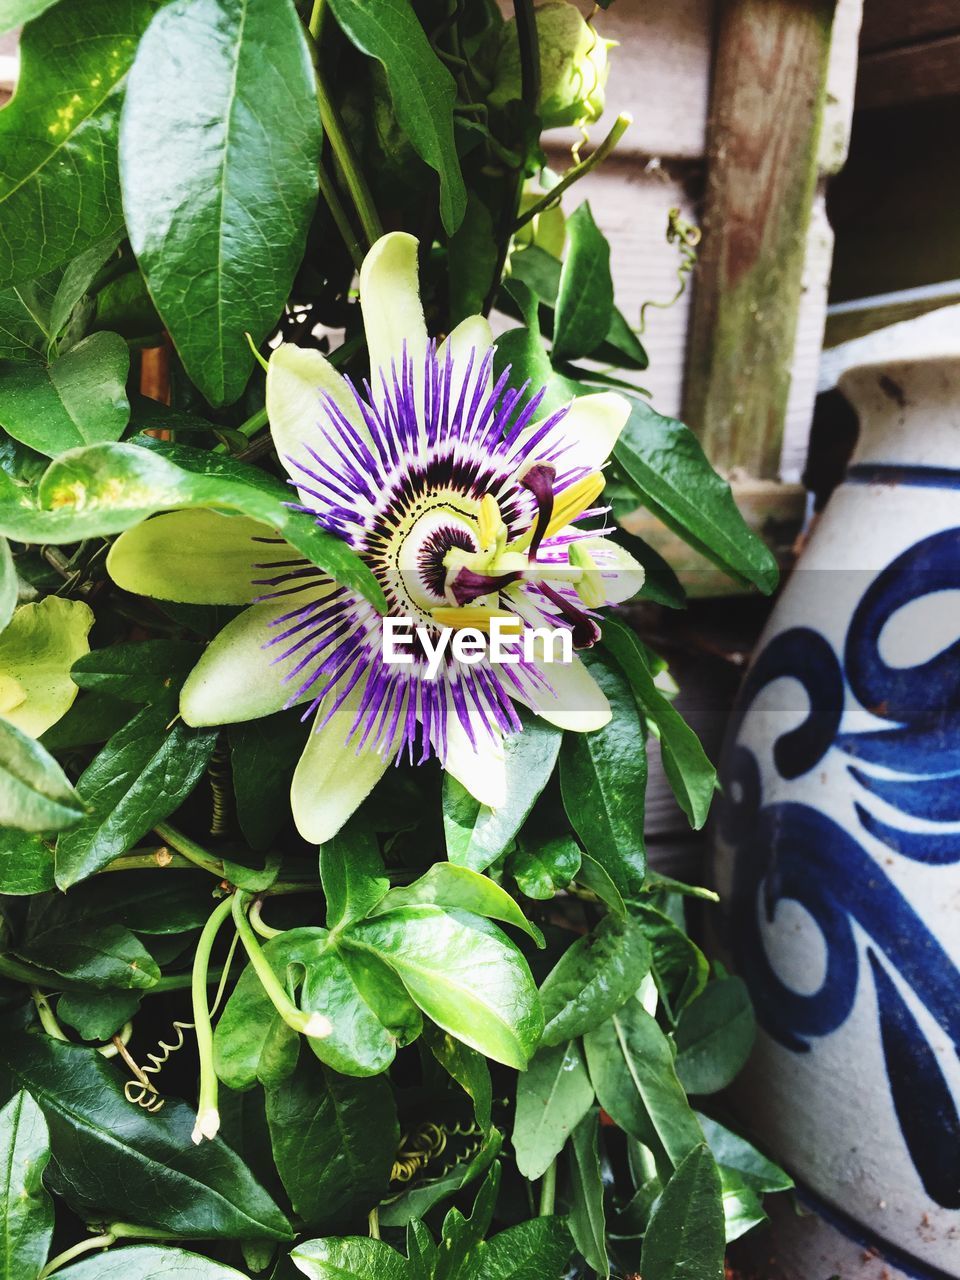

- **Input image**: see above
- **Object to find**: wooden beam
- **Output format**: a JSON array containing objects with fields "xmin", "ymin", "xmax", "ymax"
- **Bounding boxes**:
[
  {"xmin": 857, "ymin": 33, "xmax": 960, "ymax": 110},
  {"xmin": 683, "ymin": 0, "xmax": 836, "ymax": 480},
  {"xmin": 859, "ymin": 0, "xmax": 960, "ymax": 53}
]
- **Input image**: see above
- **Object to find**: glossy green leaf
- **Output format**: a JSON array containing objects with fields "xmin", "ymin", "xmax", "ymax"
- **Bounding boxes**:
[
  {"xmin": 613, "ymin": 398, "xmax": 779, "ymax": 593},
  {"xmin": 443, "ymin": 717, "xmax": 561, "ymax": 872},
  {"xmin": 448, "ymin": 193, "xmax": 497, "ymax": 324},
  {"xmin": 574, "ymin": 851, "xmax": 626, "ymax": 918},
  {"xmin": 0, "ymin": 1090, "xmax": 53, "ymax": 1280},
  {"xmin": 632, "ymin": 901, "xmax": 708, "ymax": 1022},
  {"xmin": 478, "ymin": 1216, "xmax": 573, "ymax": 1280},
  {"xmin": 567, "ymin": 1110, "xmax": 608, "ymax": 1278},
  {"xmin": 718, "ymin": 1164, "xmax": 767, "ymax": 1244},
  {"xmin": 0, "ymin": 285, "xmax": 50, "ymax": 363},
  {"xmin": 509, "ymin": 833, "xmax": 580, "ymax": 901},
  {"xmin": 0, "ymin": 1018, "xmax": 292, "ymax": 1239},
  {"xmin": 513, "ymin": 1040, "xmax": 594, "ymax": 1180},
  {"xmin": 2, "ymin": 441, "xmax": 385, "ymax": 611},
  {"xmin": 432, "ymin": 1163, "xmax": 500, "ymax": 1280},
  {"xmin": 602, "ymin": 618, "xmax": 716, "ymax": 830},
  {"xmin": 266, "ymin": 1053, "xmax": 397, "ymax": 1232},
  {"xmin": 120, "ymin": 0, "xmax": 321, "ymax": 405},
  {"xmin": 47, "ymin": 233, "xmax": 124, "ymax": 345},
  {"xmin": 55, "ymin": 701, "xmax": 218, "ymax": 887},
  {"xmin": 583, "ymin": 1001, "xmax": 703, "ymax": 1167},
  {"xmin": 0, "ymin": 0, "xmax": 60, "ymax": 35},
  {"xmin": 213, "ymin": 937, "xmax": 300, "ymax": 1091},
  {"xmin": 0, "ymin": 538, "xmax": 16, "ymax": 634},
  {"xmin": 639, "ymin": 1144, "xmax": 725, "ymax": 1280},
  {"xmin": 0, "ymin": 718, "xmax": 84, "ymax": 833},
  {"xmin": 608, "ymin": 528, "xmax": 686, "ymax": 609},
  {"xmin": 0, "ymin": 0, "xmax": 153, "ymax": 286},
  {"xmin": 320, "ymin": 817, "xmax": 389, "ymax": 929},
  {"xmin": 552, "ymin": 203, "xmax": 613, "ymax": 362},
  {"xmin": 292, "ymin": 1238, "xmax": 414, "ymax": 1280},
  {"xmin": 39, "ymin": 691, "xmax": 132, "ymax": 753},
  {"xmin": 58, "ymin": 1245, "xmax": 253, "ymax": 1279},
  {"xmin": 377, "ymin": 862, "xmax": 544, "ymax": 946},
  {"xmin": 57, "ymin": 989, "xmax": 141, "ymax": 1042},
  {"xmin": 674, "ymin": 977, "xmax": 756, "ymax": 1095},
  {"xmin": 423, "ymin": 1022, "xmax": 493, "ymax": 1132},
  {"xmin": 539, "ymin": 914, "xmax": 652, "ymax": 1047},
  {"xmin": 229, "ymin": 711, "xmax": 308, "ymax": 850},
  {"xmin": 559, "ymin": 653, "xmax": 647, "ymax": 898},
  {"xmin": 18, "ymin": 916, "xmax": 160, "ymax": 989},
  {"xmin": 328, "ymin": 0, "xmax": 466, "ymax": 234},
  {"xmin": 71, "ymin": 640, "xmax": 203, "ymax": 704},
  {"xmin": 0, "ymin": 332, "xmax": 130, "ymax": 456},
  {"xmin": 694, "ymin": 1113, "xmax": 792, "ymax": 1195},
  {"xmin": 378, "ymin": 1128, "xmax": 502, "ymax": 1228},
  {"xmin": 0, "ymin": 597, "xmax": 93, "ymax": 739},
  {"xmin": 348, "ymin": 906, "xmax": 543, "ymax": 1069},
  {"xmin": 0, "ymin": 827, "xmax": 55, "ymax": 893}
]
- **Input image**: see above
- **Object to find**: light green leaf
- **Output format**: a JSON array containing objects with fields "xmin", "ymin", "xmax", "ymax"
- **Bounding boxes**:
[
  {"xmin": 0, "ymin": 597, "xmax": 93, "ymax": 738},
  {"xmin": 539, "ymin": 914, "xmax": 652, "ymax": 1047},
  {"xmin": 639, "ymin": 1144, "xmax": 725, "ymax": 1280},
  {"xmin": 0, "ymin": 719, "xmax": 84, "ymax": 833},
  {"xmin": 613, "ymin": 398, "xmax": 779, "ymax": 593},
  {"xmin": 376, "ymin": 862, "xmax": 544, "ymax": 946},
  {"xmin": 0, "ymin": 1091, "xmax": 53, "ymax": 1280},
  {"xmin": 119, "ymin": 0, "xmax": 321, "ymax": 405},
  {"xmin": 0, "ymin": 285, "xmax": 50, "ymax": 363},
  {"xmin": 320, "ymin": 816, "xmax": 389, "ymax": 930},
  {"xmin": 513, "ymin": 1040, "xmax": 594, "ymax": 1180},
  {"xmin": 328, "ymin": 0, "xmax": 466, "ymax": 234},
  {"xmin": 674, "ymin": 977, "xmax": 756, "ymax": 1095},
  {"xmin": 567, "ymin": 1110, "xmax": 607, "ymax": 1278},
  {"xmin": 213, "ymin": 936, "xmax": 301, "ymax": 1091},
  {"xmin": 443, "ymin": 717, "xmax": 561, "ymax": 872},
  {"xmin": 478, "ymin": 1217, "xmax": 573, "ymax": 1280},
  {"xmin": 0, "ymin": 0, "xmax": 153, "ymax": 286},
  {"xmin": 574, "ymin": 850, "xmax": 626, "ymax": 917},
  {"xmin": 718, "ymin": 1165, "xmax": 767, "ymax": 1244},
  {"xmin": 509, "ymin": 833, "xmax": 580, "ymax": 901},
  {"xmin": 0, "ymin": 0, "xmax": 61, "ymax": 35},
  {"xmin": 0, "ymin": 537, "xmax": 15, "ymax": 635},
  {"xmin": 552, "ymin": 203, "xmax": 614, "ymax": 362},
  {"xmin": 57, "ymin": 1246, "xmax": 253, "ymax": 1279},
  {"xmin": 292, "ymin": 1238, "xmax": 414, "ymax": 1280},
  {"xmin": 559, "ymin": 652, "xmax": 647, "ymax": 898},
  {"xmin": 602, "ymin": 618, "xmax": 716, "ymax": 830}
]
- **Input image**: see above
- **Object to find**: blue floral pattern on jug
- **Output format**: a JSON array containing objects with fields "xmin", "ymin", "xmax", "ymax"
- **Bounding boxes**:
[{"xmin": 719, "ymin": 528, "xmax": 960, "ymax": 1210}]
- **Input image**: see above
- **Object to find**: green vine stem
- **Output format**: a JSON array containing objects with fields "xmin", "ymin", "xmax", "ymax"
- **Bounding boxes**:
[
  {"xmin": 513, "ymin": 112, "xmax": 632, "ymax": 232},
  {"xmin": 538, "ymin": 1158, "xmax": 557, "ymax": 1217},
  {"xmin": 191, "ymin": 894, "xmax": 235, "ymax": 1144},
  {"xmin": 153, "ymin": 822, "xmax": 225, "ymax": 878},
  {"xmin": 249, "ymin": 897, "xmax": 282, "ymax": 940},
  {"xmin": 31, "ymin": 988, "xmax": 68, "ymax": 1040},
  {"xmin": 38, "ymin": 1233, "xmax": 117, "ymax": 1279},
  {"xmin": 232, "ymin": 892, "xmax": 332, "ymax": 1040}
]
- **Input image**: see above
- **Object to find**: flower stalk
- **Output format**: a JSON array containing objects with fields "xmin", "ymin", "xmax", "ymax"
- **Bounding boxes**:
[
  {"xmin": 231, "ymin": 892, "xmax": 332, "ymax": 1040},
  {"xmin": 190, "ymin": 894, "xmax": 235, "ymax": 1144}
]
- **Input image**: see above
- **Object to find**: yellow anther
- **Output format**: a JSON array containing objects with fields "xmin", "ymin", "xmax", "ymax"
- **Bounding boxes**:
[
  {"xmin": 431, "ymin": 607, "xmax": 523, "ymax": 634},
  {"xmin": 542, "ymin": 472, "xmax": 605, "ymax": 542},
  {"xmin": 478, "ymin": 494, "xmax": 504, "ymax": 549},
  {"xmin": 568, "ymin": 543, "xmax": 606, "ymax": 608}
]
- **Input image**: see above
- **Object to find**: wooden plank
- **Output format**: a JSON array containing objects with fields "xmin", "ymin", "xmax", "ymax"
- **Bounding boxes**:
[
  {"xmin": 859, "ymin": 0, "xmax": 960, "ymax": 53},
  {"xmin": 683, "ymin": 0, "xmax": 837, "ymax": 481},
  {"xmin": 857, "ymin": 34, "xmax": 960, "ymax": 110}
]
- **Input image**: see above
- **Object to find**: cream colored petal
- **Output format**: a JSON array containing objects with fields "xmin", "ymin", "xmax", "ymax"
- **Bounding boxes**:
[
  {"xmin": 577, "ymin": 536, "xmax": 646, "ymax": 605},
  {"xmin": 437, "ymin": 314, "xmax": 494, "ymax": 411},
  {"xmin": 442, "ymin": 711, "xmax": 506, "ymax": 809},
  {"xmin": 107, "ymin": 510, "xmax": 283, "ymax": 605},
  {"xmin": 523, "ymin": 652, "xmax": 611, "ymax": 733},
  {"xmin": 266, "ymin": 343, "xmax": 369, "ymax": 497},
  {"xmin": 511, "ymin": 390, "xmax": 630, "ymax": 472},
  {"xmin": 291, "ymin": 676, "xmax": 395, "ymax": 844},
  {"xmin": 359, "ymin": 232, "xmax": 428, "ymax": 383},
  {"xmin": 180, "ymin": 586, "xmax": 334, "ymax": 726}
]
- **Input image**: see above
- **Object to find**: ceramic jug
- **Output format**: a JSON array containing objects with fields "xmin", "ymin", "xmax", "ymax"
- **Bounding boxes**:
[{"xmin": 712, "ymin": 307, "xmax": 960, "ymax": 1279}]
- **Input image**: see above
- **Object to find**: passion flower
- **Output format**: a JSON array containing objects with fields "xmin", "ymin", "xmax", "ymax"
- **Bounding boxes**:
[{"xmin": 108, "ymin": 233, "xmax": 643, "ymax": 843}]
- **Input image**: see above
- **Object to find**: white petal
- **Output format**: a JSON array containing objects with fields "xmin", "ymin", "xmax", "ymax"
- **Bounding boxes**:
[
  {"xmin": 578, "ymin": 536, "xmax": 646, "ymax": 605},
  {"xmin": 266, "ymin": 343, "xmax": 369, "ymax": 496},
  {"xmin": 291, "ymin": 677, "xmax": 395, "ymax": 844},
  {"xmin": 443, "ymin": 711, "xmax": 506, "ymax": 809},
  {"xmin": 180, "ymin": 587, "xmax": 334, "ymax": 726},
  {"xmin": 437, "ymin": 314, "xmax": 494, "ymax": 410},
  {"xmin": 107, "ymin": 510, "xmax": 281, "ymax": 605},
  {"xmin": 359, "ymin": 232, "xmax": 427, "ymax": 383},
  {"xmin": 512, "ymin": 390, "xmax": 630, "ymax": 471},
  {"xmin": 524, "ymin": 653, "xmax": 611, "ymax": 733}
]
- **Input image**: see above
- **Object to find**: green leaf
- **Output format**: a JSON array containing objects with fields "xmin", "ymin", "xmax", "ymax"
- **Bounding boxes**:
[
  {"xmin": 0, "ymin": 1091, "xmax": 53, "ymax": 1280},
  {"xmin": 58, "ymin": 1245, "xmax": 253, "ymax": 1279},
  {"xmin": 694, "ymin": 1113, "xmax": 792, "ymax": 1195},
  {"xmin": 348, "ymin": 906, "xmax": 543, "ymax": 1069},
  {"xmin": 292, "ymin": 1238, "xmax": 414, "ymax": 1280},
  {"xmin": 39, "ymin": 692, "xmax": 132, "ymax": 753},
  {"xmin": 376, "ymin": 862, "xmax": 544, "ymax": 946},
  {"xmin": 0, "ymin": 0, "xmax": 60, "ymax": 35},
  {"xmin": 443, "ymin": 717, "xmax": 561, "ymax": 872},
  {"xmin": 0, "ymin": 719, "xmax": 84, "ymax": 833},
  {"xmin": 0, "ymin": 538, "xmax": 16, "ymax": 635},
  {"xmin": 632, "ymin": 901, "xmax": 708, "ymax": 1022},
  {"xmin": 47, "ymin": 233, "xmax": 124, "ymax": 345},
  {"xmin": 55, "ymin": 702, "xmax": 218, "ymax": 887},
  {"xmin": 56, "ymin": 990, "xmax": 141, "ymax": 1042},
  {"xmin": 327, "ymin": 0, "xmax": 466, "ymax": 234},
  {"xmin": 613, "ymin": 398, "xmax": 779, "ymax": 593},
  {"xmin": 0, "ymin": 827, "xmax": 55, "ymax": 893},
  {"xmin": 552, "ymin": 203, "xmax": 613, "ymax": 363},
  {"xmin": 513, "ymin": 1040, "xmax": 594, "ymax": 1180},
  {"xmin": 639, "ymin": 1144, "xmax": 725, "ymax": 1280},
  {"xmin": 448, "ymin": 194, "xmax": 497, "ymax": 324},
  {"xmin": 567, "ymin": 1110, "xmax": 608, "ymax": 1278},
  {"xmin": 602, "ymin": 618, "xmax": 716, "ymax": 830},
  {"xmin": 8, "ymin": 440, "xmax": 385, "ymax": 611},
  {"xmin": 718, "ymin": 1165, "xmax": 767, "ymax": 1244},
  {"xmin": 320, "ymin": 816, "xmax": 389, "ymax": 930},
  {"xmin": 17, "ymin": 917, "xmax": 160, "ymax": 990},
  {"xmin": 674, "ymin": 977, "xmax": 756, "ymax": 1095},
  {"xmin": 0, "ymin": 1018, "xmax": 292, "ymax": 1239},
  {"xmin": 583, "ymin": 1001, "xmax": 704, "ymax": 1167},
  {"xmin": 213, "ymin": 939, "xmax": 300, "ymax": 1091},
  {"xmin": 478, "ymin": 1217, "xmax": 573, "ymax": 1280},
  {"xmin": 0, "ymin": 286, "xmax": 49, "ymax": 363},
  {"xmin": 423, "ymin": 1022, "xmax": 493, "ymax": 1132},
  {"xmin": 266, "ymin": 1053, "xmax": 397, "ymax": 1232},
  {"xmin": 71, "ymin": 640, "xmax": 203, "ymax": 704},
  {"xmin": 574, "ymin": 851, "xmax": 625, "ymax": 918},
  {"xmin": 378, "ymin": 1129, "xmax": 502, "ymax": 1229},
  {"xmin": 0, "ymin": 597, "xmax": 93, "ymax": 739},
  {"xmin": 494, "ymin": 280, "xmax": 573, "ymax": 416},
  {"xmin": 433, "ymin": 1163, "xmax": 500, "ymax": 1280},
  {"xmin": 229, "ymin": 712, "xmax": 308, "ymax": 850},
  {"xmin": 509, "ymin": 833, "xmax": 580, "ymax": 901},
  {"xmin": 0, "ymin": 0, "xmax": 153, "ymax": 286},
  {"xmin": 119, "ymin": 0, "xmax": 322, "ymax": 405},
  {"xmin": 0, "ymin": 332, "xmax": 130, "ymax": 456},
  {"xmin": 558, "ymin": 653, "xmax": 647, "ymax": 898},
  {"xmin": 539, "ymin": 914, "xmax": 651, "ymax": 1047}
]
